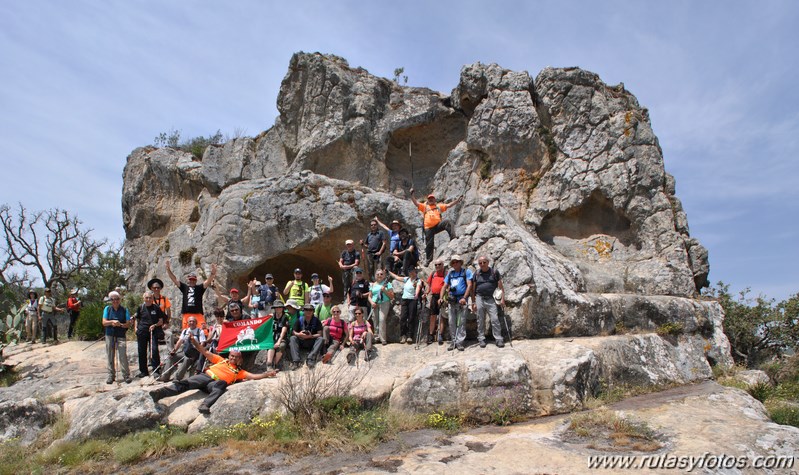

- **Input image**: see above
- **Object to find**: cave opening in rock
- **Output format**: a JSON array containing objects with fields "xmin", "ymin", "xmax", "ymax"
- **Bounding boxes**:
[
  {"xmin": 229, "ymin": 224, "xmax": 372, "ymax": 304},
  {"xmin": 536, "ymin": 190, "xmax": 637, "ymax": 247},
  {"xmin": 385, "ymin": 113, "xmax": 467, "ymax": 195}
]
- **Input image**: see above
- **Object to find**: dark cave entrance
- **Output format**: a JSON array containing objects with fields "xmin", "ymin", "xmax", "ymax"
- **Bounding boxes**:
[{"xmin": 536, "ymin": 190, "xmax": 638, "ymax": 247}]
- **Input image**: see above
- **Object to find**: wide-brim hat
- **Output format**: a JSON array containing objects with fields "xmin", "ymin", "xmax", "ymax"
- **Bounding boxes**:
[
  {"xmin": 147, "ymin": 278, "xmax": 164, "ymax": 290},
  {"xmin": 271, "ymin": 300, "xmax": 285, "ymax": 308},
  {"xmin": 450, "ymin": 254, "xmax": 463, "ymax": 263},
  {"xmin": 285, "ymin": 299, "xmax": 300, "ymax": 309},
  {"xmin": 302, "ymin": 303, "xmax": 315, "ymax": 311},
  {"xmin": 69, "ymin": 288, "xmax": 79, "ymax": 294}
]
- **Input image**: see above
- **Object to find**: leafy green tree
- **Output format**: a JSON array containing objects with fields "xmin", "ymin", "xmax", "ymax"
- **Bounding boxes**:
[{"xmin": 705, "ymin": 282, "xmax": 798, "ymax": 367}]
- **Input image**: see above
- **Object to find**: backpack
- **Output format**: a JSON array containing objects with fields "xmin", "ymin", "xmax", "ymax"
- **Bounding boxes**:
[
  {"xmin": 184, "ymin": 327, "xmax": 202, "ymax": 359},
  {"xmin": 258, "ymin": 285, "xmax": 274, "ymax": 310}
]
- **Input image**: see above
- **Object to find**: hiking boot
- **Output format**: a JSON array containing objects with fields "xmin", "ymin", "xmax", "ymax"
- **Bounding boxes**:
[
  {"xmin": 427, "ymin": 334, "xmax": 434, "ymax": 344},
  {"xmin": 306, "ymin": 360, "xmax": 316, "ymax": 369},
  {"xmin": 447, "ymin": 343, "xmax": 455, "ymax": 351},
  {"xmin": 456, "ymin": 344, "xmax": 465, "ymax": 351},
  {"xmin": 135, "ymin": 372, "xmax": 148, "ymax": 379},
  {"xmin": 406, "ymin": 336, "xmax": 414, "ymax": 345},
  {"xmin": 364, "ymin": 351, "xmax": 372, "ymax": 362},
  {"xmin": 398, "ymin": 336, "xmax": 405, "ymax": 344},
  {"xmin": 346, "ymin": 352, "xmax": 356, "ymax": 365},
  {"xmin": 291, "ymin": 361, "xmax": 302, "ymax": 371},
  {"xmin": 438, "ymin": 335, "xmax": 444, "ymax": 345},
  {"xmin": 198, "ymin": 405, "xmax": 210, "ymax": 415},
  {"xmin": 479, "ymin": 340, "xmax": 487, "ymax": 348},
  {"xmin": 124, "ymin": 377, "xmax": 133, "ymax": 384},
  {"xmin": 496, "ymin": 340, "xmax": 505, "ymax": 348},
  {"xmin": 322, "ymin": 353, "xmax": 333, "ymax": 364},
  {"xmin": 381, "ymin": 339, "xmax": 387, "ymax": 346},
  {"xmin": 106, "ymin": 377, "xmax": 114, "ymax": 384}
]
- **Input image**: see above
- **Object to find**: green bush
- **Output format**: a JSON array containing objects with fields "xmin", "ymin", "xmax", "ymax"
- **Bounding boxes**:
[
  {"xmin": 766, "ymin": 401, "xmax": 799, "ymax": 427},
  {"xmin": 74, "ymin": 302, "xmax": 105, "ymax": 340},
  {"xmin": 747, "ymin": 382, "xmax": 773, "ymax": 402}
]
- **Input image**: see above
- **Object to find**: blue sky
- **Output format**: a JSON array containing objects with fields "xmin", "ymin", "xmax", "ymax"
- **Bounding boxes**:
[{"xmin": 1, "ymin": 1, "xmax": 797, "ymax": 300}]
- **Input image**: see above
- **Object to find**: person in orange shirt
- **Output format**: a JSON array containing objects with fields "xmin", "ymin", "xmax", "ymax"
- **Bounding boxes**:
[
  {"xmin": 410, "ymin": 188, "xmax": 462, "ymax": 263},
  {"xmin": 149, "ymin": 334, "xmax": 276, "ymax": 414},
  {"xmin": 66, "ymin": 288, "xmax": 82, "ymax": 339}
]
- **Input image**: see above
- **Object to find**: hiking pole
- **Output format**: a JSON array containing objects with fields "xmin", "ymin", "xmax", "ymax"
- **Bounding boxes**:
[
  {"xmin": 152, "ymin": 355, "xmax": 186, "ymax": 384},
  {"xmin": 414, "ymin": 300, "xmax": 424, "ymax": 350},
  {"xmin": 82, "ymin": 334, "xmax": 105, "ymax": 351},
  {"xmin": 499, "ymin": 304, "xmax": 513, "ymax": 348}
]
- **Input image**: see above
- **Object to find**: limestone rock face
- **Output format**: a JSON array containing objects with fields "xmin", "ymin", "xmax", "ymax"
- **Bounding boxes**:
[{"xmin": 122, "ymin": 52, "xmax": 724, "ymax": 362}]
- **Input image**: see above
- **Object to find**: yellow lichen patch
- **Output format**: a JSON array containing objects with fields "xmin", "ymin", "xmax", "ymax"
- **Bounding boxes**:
[{"xmin": 593, "ymin": 239, "xmax": 613, "ymax": 260}]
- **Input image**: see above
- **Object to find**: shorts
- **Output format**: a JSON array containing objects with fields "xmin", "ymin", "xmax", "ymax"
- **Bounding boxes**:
[{"xmin": 429, "ymin": 294, "xmax": 441, "ymax": 315}]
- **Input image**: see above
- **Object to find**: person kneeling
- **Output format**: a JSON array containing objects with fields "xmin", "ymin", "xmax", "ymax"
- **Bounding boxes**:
[{"xmin": 150, "ymin": 334, "xmax": 276, "ymax": 414}]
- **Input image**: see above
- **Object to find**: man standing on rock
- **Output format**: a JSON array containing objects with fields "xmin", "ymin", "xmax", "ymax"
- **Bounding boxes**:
[
  {"xmin": 471, "ymin": 256, "xmax": 506, "ymax": 348},
  {"xmin": 339, "ymin": 240, "xmax": 360, "ymax": 301},
  {"xmin": 150, "ymin": 334, "xmax": 276, "ymax": 414},
  {"xmin": 165, "ymin": 259, "xmax": 217, "ymax": 329},
  {"xmin": 133, "ymin": 290, "xmax": 167, "ymax": 378},
  {"xmin": 410, "ymin": 189, "xmax": 462, "ymax": 263},
  {"xmin": 102, "ymin": 291, "xmax": 131, "ymax": 384},
  {"xmin": 148, "ymin": 278, "xmax": 172, "ymax": 343},
  {"xmin": 66, "ymin": 289, "xmax": 81, "ymax": 339},
  {"xmin": 38, "ymin": 288, "xmax": 64, "ymax": 344},
  {"xmin": 441, "ymin": 255, "xmax": 473, "ymax": 351},
  {"xmin": 283, "ymin": 268, "xmax": 311, "ymax": 305},
  {"xmin": 361, "ymin": 220, "xmax": 386, "ymax": 282},
  {"xmin": 426, "ymin": 259, "xmax": 448, "ymax": 344}
]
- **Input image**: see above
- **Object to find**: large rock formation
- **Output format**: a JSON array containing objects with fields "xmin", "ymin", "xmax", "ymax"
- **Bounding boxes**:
[{"xmin": 122, "ymin": 52, "xmax": 724, "ymax": 359}]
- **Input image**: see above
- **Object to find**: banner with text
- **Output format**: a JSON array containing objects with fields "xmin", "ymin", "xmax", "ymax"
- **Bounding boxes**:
[{"xmin": 217, "ymin": 317, "xmax": 274, "ymax": 353}]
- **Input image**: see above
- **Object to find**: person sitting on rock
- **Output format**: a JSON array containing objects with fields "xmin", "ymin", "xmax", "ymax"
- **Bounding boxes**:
[
  {"xmin": 196, "ymin": 308, "xmax": 225, "ymax": 373},
  {"xmin": 150, "ymin": 335, "xmax": 276, "ymax": 415},
  {"xmin": 441, "ymin": 254, "xmax": 473, "ymax": 352},
  {"xmin": 348, "ymin": 268, "xmax": 369, "ymax": 322},
  {"xmin": 284, "ymin": 268, "xmax": 311, "ymax": 305},
  {"xmin": 165, "ymin": 259, "xmax": 217, "ymax": 329},
  {"xmin": 225, "ymin": 301, "xmax": 248, "ymax": 321},
  {"xmin": 289, "ymin": 303, "xmax": 324, "ymax": 369},
  {"xmin": 159, "ymin": 315, "xmax": 206, "ymax": 382},
  {"xmin": 391, "ymin": 228, "xmax": 419, "ymax": 276},
  {"xmin": 410, "ymin": 188, "xmax": 462, "ymax": 263},
  {"xmin": 266, "ymin": 301, "xmax": 288, "ymax": 371},
  {"xmin": 308, "ymin": 273, "xmax": 334, "ymax": 307},
  {"xmin": 339, "ymin": 240, "xmax": 361, "ymax": 301},
  {"xmin": 321, "ymin": 304, "xmax": 349, "ymax": 364},
  {"xmin": 346, "ymin": 308, "xmax": 374, "ymax": 365},
  {"xmin": 471, "ymin": 255, "xmax": 506, "ymax": 348}
]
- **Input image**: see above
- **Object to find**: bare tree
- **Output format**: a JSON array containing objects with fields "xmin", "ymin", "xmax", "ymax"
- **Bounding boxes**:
[{"xmin": 0, "ymin": 203, "xmax": 106, "ymax": 293}]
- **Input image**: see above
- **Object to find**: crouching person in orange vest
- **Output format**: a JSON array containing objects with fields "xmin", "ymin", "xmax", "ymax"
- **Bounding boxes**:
[{"xmin": 149, "ymin": 334, "xmax": 276, "ymax": 414}]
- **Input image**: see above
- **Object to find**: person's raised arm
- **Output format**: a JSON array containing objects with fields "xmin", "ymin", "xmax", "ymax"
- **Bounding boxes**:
[
  {"xmin": 374, "ymin": 216, "xmax": 390, "ymax": 232},
  {"xmin": 444, "ymin": 195, "xmax": 463, "ymax": 208},
  {"xmin": 188, "ymin": 333, "xmax": 212, "ymax": 360},
  {"xmin": 203, "ymin": 263, "xmax": 218, "ymax": 289},
  {"xmin": 409, "ymin": 188, "xmax": 420, "ymax": 207},
  {"xmin": 327, "ymin": 275, "xmax": 335, "ymax": 295},
  {"xmin": 165, "ymin": 259, "xmax": 180, "ymax": 287},
  {"xmin": 388, "ymin": 270, "xmax": 405, "ymax": 282}
]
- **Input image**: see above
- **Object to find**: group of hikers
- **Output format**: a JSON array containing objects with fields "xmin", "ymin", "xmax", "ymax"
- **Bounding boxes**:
[{"xmin": 27, "ymin": 191, "xmax": 511, "ymax": 415}]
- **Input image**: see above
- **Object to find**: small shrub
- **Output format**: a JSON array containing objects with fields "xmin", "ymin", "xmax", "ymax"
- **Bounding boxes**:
[
  {"xmin": 747, "ymin": 382, "xmax": 773, "ymax": 402},
  {"xmin": 74, "ymin": 302, "xmax": 105, "ymax": 340},
  {"xmin": 51, "ymin": 412, "xmax": 71, "ymax": 440},
  {"xmin": 179, "ymin": 247, "xmax": 197, "ymax": 266},
  {"xmin": 656, "ymin": 322, "xmax": 683, "ymax": 337},
  {"xmin": 112, "ymin": 438, "xmax": 149, "ymax": 464},
  {"xmin": 166, "ymin": 432, "xmax": 204, "ymax": 450},
  {"xmin": 425, "ymin": 411, "xmax": 462, "ymax": 432},
  {"xmin": 566, "ymin": 409, "xmax": 661, "ymax": 452},
  {"xmin": 767, "ymin": 401, "xmax": 799, "ymax": 427}
]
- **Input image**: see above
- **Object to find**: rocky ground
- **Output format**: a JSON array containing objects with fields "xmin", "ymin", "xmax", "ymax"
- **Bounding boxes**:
[{"xmin": 2, "ymin": 340, "xmax": 798, "ymax": 474}]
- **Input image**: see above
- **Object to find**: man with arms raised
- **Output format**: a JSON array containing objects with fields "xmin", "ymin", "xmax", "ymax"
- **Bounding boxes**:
[{"xmin": 165, "ymin": 259, "xmax": 217, "ymax": 328}]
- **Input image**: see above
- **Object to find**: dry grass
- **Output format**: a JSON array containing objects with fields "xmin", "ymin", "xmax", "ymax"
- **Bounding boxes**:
[{"xmin": 565, "ymin": 409, "xmax": 663, "ymax": 452}]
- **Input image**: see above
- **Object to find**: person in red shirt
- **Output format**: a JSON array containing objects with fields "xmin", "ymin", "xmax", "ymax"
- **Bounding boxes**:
[
  {"xmin": 66, "ymin": 288, "xmax": 82, "ymax": 339},
  {"xmin": 410, "ymin": 188, "xmax": 462, "ymax": 263},
  {"xmin": 426, "ymin": 258, "xmax": 448, "ymax": 344},
  {"xmin": 149, "ymin": 334, "xmax": 276, "ymax": 414}
]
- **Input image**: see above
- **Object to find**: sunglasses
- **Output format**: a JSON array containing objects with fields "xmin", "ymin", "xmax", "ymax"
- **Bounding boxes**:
[
  {"xmin": 332, "ymin": 310, "xmax": 341, "ymax": 314},
  {"xmin": 354, "ymin": 312, "xmax": 363, "ymax": 315}
]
